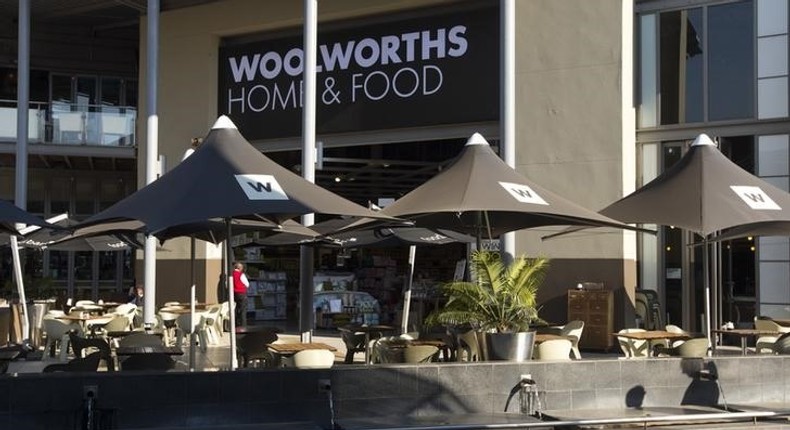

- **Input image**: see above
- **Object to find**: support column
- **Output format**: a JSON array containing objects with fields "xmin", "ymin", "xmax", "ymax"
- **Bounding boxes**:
[
  {"xmin": 500, "ymin": 0, "xmax": 516, "ymax": 264},
  {"xmin": 143, "ymin": 0, "xmax": 160, "ymax": 326}
]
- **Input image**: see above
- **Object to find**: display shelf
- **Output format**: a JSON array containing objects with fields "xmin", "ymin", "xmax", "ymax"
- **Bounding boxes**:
[{"xmin": 247, "ymin": 270, "xmax": 287, "ymax": 321}]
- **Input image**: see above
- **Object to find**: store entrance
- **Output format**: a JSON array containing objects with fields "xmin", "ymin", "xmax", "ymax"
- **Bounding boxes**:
[{"xmin": 249, "ymin": 138, "xmax": 473, "ymax": 329}]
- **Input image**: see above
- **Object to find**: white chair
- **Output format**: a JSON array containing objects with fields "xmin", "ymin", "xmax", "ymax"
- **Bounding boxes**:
[
  {"xmin": 534, "ymin": 339, "xmax": 573, "ymax": 361},
  {"xmin": 175, "ymin": 313, "xmax": 208, "ymax": 352},
  {"xmin": 202, "ymin": 304, "xmax": 222, "ymax": 345},
  {"xmin": 559, "ymin": 320, "xmax": 585, "ymax": 359},
  {"xmin": 617, "ymin": 328, "xmax": 649, "ymax": 358},
  {"xmin": 665, "ymin": 324, "xmax": 690, "ymax": 348},
  {"xmin": 74, "ymin": 300, "xmax": 96, "ymax": 307},
  {"xmin": 457, "ymin": 330, "xmax": 482, "ymax": 362},
  {"xmin": 291, "ymin": 349, "xmax": 335, "ymax": 369},
  {"xmin": 43, "ymin": 316, "xmax": 82, "ymax": 361},
  {"xmin": 754, "ymin": 317, "xmax": 790, "ymax": 353}
]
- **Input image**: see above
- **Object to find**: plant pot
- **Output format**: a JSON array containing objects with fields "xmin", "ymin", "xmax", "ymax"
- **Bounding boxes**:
[{"xmin": 483, "ymin": 331, "xmax": 535, "ymax": 362}]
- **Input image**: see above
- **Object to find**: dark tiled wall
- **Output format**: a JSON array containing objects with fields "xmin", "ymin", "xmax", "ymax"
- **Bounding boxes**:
[{"xmin": 0, "ymin": 356, "xmax": 786, "ymax": 429}]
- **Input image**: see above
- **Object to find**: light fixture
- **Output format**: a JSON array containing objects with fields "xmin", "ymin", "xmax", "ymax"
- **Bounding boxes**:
[
  {"xmin": 334, "ymin": 176, "xmax": 341, "ymax": 183},
  {"xmin": 666, "ymin": 246, "xmax": 671, "ymax": 251},
  {"xmin": 750, "ymin": 246, "xmax": 756, "ymax": 252}
]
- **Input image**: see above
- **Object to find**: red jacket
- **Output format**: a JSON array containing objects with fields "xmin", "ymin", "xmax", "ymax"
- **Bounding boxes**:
[{"xmin": 232, "ymin": 269, "xmax": 247, "ymax": 294}]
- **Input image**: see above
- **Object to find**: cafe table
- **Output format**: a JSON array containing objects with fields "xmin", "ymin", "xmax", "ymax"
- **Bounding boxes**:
[
  {"xmin": 611, "ymin": 330, "xmax": 692, "ymax": 357},
  {"xmin": 712, "ymin": 328, "xmax": 781, "ymax": 355},
  {"xmin": 115, "ymin": 345, "xmax": 184, "ymax": 356}
]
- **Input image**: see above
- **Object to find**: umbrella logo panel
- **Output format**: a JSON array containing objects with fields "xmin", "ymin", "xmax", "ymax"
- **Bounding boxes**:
[
  {"xmin": 499, "ymin": 181, "xmax": 548, "ymax": 206},
  {"xmin": 234, "ymin": 174, "xmax": 289, "ymax": 200},
  {"xmin": 731, "ymin": 186, "xmax": 781, "ymax": 210}
]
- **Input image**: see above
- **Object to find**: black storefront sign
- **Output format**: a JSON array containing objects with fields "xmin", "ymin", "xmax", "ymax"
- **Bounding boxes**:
[{"xmin": 218, "ymin": 5, "xmax": 499, "ymax": 140}]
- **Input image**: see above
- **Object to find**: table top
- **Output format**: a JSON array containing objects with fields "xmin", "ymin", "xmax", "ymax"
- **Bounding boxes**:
[
  {"xmin": 0, "ymin": 350, "xmax": 20, "ymax": 361},
  {"xmin": 116, "ymin": 346, "xmax": 184, "ymax": 356},
  {"xmin": 268, "ymin": 342, "xmax": 337, "ymax": 354},
  {"xmin": 57, "ymin": 314, "xmax": 109, "ymax": 322},
  {"xmin": 713, "ymin": 328, "xmax": 782, "ymax": 336},
  {"xmin": 611, "ymin": 330, "xmax": 691, "ymax": 341},
  {"xmin": 236, "ymin": 326, "xmax": 280, "ymax": 334},
  {"xmin": 107, "ymin": 330, "xmax": 164, "ymax": 338},
  {"xmin": 535, "ymin": 333, "xmax": 573, "ymax": 343},
  {"xmin": 339, "ymin": 325, "xmax": 396, "ymax": 334}
]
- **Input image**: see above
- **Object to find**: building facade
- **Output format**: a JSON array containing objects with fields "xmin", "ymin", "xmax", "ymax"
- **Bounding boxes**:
[{"xmin": 5, "ymin": 0, "xmax": 784, "ymax": 332}]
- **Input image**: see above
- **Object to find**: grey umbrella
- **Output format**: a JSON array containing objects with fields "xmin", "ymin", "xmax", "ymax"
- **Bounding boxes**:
[
  {"xmin": 0, "ymin": 199, "xmax": 57, "ymax": 235},
  {"xmin": 72, "ymin": 115, "xmax": 390, "ymax": 369},
  {"xmin": 7, "ymin": 214, "xmax": 138, "ymax": 251},
  {"xmin": 598, "ymin": 133, "xmax": 790, "ymax": 347},
  {"xmin": 372, "ymin": 133, "xmax": 641, "ymax": 240}
]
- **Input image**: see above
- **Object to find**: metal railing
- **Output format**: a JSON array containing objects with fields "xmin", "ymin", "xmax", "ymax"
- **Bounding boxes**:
[{"xmin": 0, "ymin": 99, "xmax": 137, "ymax": 147}]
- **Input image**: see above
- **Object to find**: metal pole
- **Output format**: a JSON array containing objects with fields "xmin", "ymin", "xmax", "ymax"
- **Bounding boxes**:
[
  {"xmin": 299, "ymin": 0, "xmax": 318, "ymax": 343},
  {"xmin": 703, "ymin": 238, "xmax": 712, "ymax": 352},
  {"xmin": 226, "ymin": 219, "xmax": 238, "ymax": 369},
  {"xmin": 143, "ymin": 0, "xmax": 160, "ymax": 327},
  {"xmin": 401, "ymin": 245, "xmax": 416, "ymax": 334},
  {"xmin": 14, "ymin": 0, "xmax": 31, "ymax": 340},
  {"xmin": 499, "ymin": 0, "xmax": 516, "ymax": 265}
]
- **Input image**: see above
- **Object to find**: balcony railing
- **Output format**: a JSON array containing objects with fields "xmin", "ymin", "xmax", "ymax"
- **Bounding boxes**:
[{"xmin": 0, "ymin": 100, "xmax": 136, "ymax": 147}]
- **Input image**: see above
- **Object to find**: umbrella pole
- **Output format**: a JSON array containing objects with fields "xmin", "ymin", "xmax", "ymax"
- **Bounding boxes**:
[
  {"xmin": 9, "ymin": 235, "xmax": 29, "ymax": 341},
  {"xmin": 401, "ymin": 245, "xmax": 416, "ymax": 334},
  {"xmin": 189, "ymin": 236, "xmax": 196, "ymax": 371},
  {"xmin": 226, "ymin": 218, "xmax": 238, "ymax": 370},
  {"xmin": 703, "ymin": 237, "xmax": 712, "ymax": 354}
]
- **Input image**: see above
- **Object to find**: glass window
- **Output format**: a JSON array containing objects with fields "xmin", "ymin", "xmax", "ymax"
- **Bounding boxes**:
[
  {"xmin": 27, "ymin": 176, "xmax": 45, "ymax": 215},
  {"xmin": 124, "ymin": 79, "xmax": 138, "ymax": 108},
  {"xmin": 100, "ymin": 77, "xmax": 122, "ymax": 107},
  {"xmin": 98, "ymin": 179, "xmax": 122, "ymax": 211},
  {"xmin": 48, "ymin": 250, "xmax": 68, "ymax": 281},
  {"xmin": 51, "ymin": 74, "xmax": 73, "ymax": 106},
  {"xmin": 74, "ymin": 177, "xmax": 95, "ymax": 216},
  {"xmin": 49, "ymin": 178, "xmax": 71, "ymax": 216},
  {"xmin": 74, "ymin": 251, "xmax": 93, "ymax": 281},
  {"xmin": 639, "ymin": 14, "xmax": 658, "ymax": 128},
  {"xmin": 659, "ymin": 8, "xmax": 704, "ymax": 125},
  {"xmin": 708, "ymin": 1, "xmax": 754, "ymax": 121},
  {"xmin": 98, "ymin": 251, "xmax": 118, "ymax": 281}
]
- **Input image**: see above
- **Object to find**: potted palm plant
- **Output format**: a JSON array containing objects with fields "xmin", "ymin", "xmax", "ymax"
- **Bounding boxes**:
[{"xmin": 426, "ymin": 250, "xmax": 548, "ymax": 361}]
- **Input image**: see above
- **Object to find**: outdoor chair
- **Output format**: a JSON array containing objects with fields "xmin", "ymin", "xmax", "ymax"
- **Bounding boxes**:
[
  {"xmin": 158, "ymin": 310, "xmax": 179, "ymax": 346},
  {"xmin": 202, "ymin": 304, "xmax": 222, "ymax": 345},
  {"xmin": 43, "ymin": 351, "xmax": 101, "ymax": 373},
  {"xmin": 457, "ymin": 330, "xmax": 482, "ymax": 362},
  {"xmin": 559, "ymin": 320, "xmax": 584, "ymax": 359},
  {"xmin": 236, "ymin": 330, "xmax": 278, "ymax": 368},
  {"xmin": 291, "ymin": 349, "xmax": 335, "ymax": 369},
  {"xmin": 665, "ymin": 324, "xmax": 691, "ymax": 347},
  {"xmin": 339, "ymin": 327, "xmax": 367, "ymax": 364},
  {"xmin": 772, "ymin": 332, "xmax": 790, "ymax": 354},
  {"xmin": 755, "ymin": 317, "xmax": 790, "ymax": 353},
  {"xmin": 654, "ymin": 337, "xmax": 709, "ymax": 358},
  {"xmin": 534, "ymin": 339, "xmax": 573, "ymax": 361},
  {"xmin": 403, "ymin": 344, "xmax": 439, "ymax": 364},
  {"xmin": 371, "ymin": 336, "xmax": 408, "ymax": 363},
  {"xmin": 175, "ymin": 313, "xmax": 208, "ymax": 352},
  {"xmin": 617, "ymin": 328, "xmax": 649, "ymax": 358},
  {"xmin": 68, "ymin": 330, "xmax": 114, "ymax": 371},
  {"xmin": 43, "ymin": 316, "xmax": 82, "ymax": 360}
]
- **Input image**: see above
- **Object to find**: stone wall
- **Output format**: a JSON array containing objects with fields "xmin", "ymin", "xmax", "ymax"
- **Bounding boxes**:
[{"xmin": 0, "ymin": 356, "xmax": 785, "ymax": 429}]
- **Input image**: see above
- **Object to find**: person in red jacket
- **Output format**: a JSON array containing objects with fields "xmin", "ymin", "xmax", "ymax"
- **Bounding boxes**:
[{"xmin": 232, "ymin": 262, "xmax": 250, "ymax": 327}]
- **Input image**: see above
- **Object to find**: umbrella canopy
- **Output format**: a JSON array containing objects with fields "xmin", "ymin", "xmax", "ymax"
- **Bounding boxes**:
[
  {"xmin": 6, "ymin": 214, "xmax": 138, "ymax": 251},
  {"xmin": 0, "ymin": 199, "xmax": 58, "ymax": 234},
  {"xmin": 376, "ymin": 133, "xmax": 639, "ymax": 237},
  {"xmin": 710, "ymin": 221, "xmax": 790, "ymax": 242},
  {"xmin": 599, "ymin": 133, "xmax": 790, "ymax": 348},
  {"xmin": 600, "ymin": 134, "xmax": 790, "ymax": 236},
  {"xmin": 70, "ymin": 218, "xmax": 319, "ymax": 245},
  {"xmin": 74, "ymin": 115, "xmax": 391, "ymax": 236}
]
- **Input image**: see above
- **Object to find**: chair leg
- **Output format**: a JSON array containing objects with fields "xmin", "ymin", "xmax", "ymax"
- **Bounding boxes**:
[
  {"xmin": 59, "ymin": 335, "xmax": 71, "ymax": 361},
  {"xmin": 571, "ymin": 346, "xmax": 582, "ymax": 360}
]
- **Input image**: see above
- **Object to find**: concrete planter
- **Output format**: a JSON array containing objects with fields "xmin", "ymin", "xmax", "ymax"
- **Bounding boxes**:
[{"xmin": 483, "ymin": 331, "xmax": 535, "ymax": 362}]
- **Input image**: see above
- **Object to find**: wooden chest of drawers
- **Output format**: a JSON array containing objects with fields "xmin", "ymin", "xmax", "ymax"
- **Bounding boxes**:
[{"xmin": 567, "ymin": 289, "xmax": 614, "ymax": 350}]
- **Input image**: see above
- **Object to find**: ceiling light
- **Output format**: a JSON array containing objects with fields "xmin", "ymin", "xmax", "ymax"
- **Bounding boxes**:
[{"xmin": 334, "ymin": 176, "xmax": 341, "ymax": 183}]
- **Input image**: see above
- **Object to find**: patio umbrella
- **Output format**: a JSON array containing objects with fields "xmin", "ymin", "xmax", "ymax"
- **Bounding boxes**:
[
  {"xmin": 72, "ymin": 115, "xmax": 391, "ymax": 369},
  {"xmin": 372, "ymin": 132, "xmax": 642, "ymax": 241},
  {"xmin": 598, "ymin": 133, "xmax": 790, "ymax": 347},
  {"xmin": 5, "ymin": 213, "xmax": 139, "ymax": 251},
  {"xmin": 0, "ymin": 201, "xmax": 60, "ymax": 341},
  {"xmin": 709, "ymin": 221, "xmax": 790, "ymax": 243}
]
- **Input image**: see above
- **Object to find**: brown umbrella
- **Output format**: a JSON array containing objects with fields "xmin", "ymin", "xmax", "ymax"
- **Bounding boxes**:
[
  {"xmin": 75, "ymin": 116, "xmax": 391, "ymax": 235},
  {"xmin": 598, "ymin": 133, "xmax": 790, "ymax": 347},
  {"xmin": 377, "ymin": 133, "xmax": 640, "ymax": 238}
]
